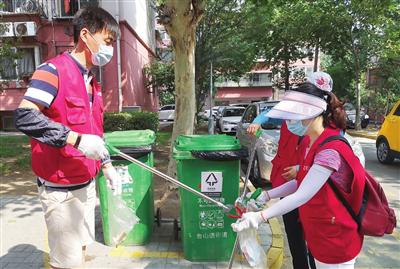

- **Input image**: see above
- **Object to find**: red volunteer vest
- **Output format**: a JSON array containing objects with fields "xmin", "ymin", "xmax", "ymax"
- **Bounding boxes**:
[
  {"xmin": 296, "ymin": 127, "xmax": 365, "ymax": 263},
  {"xmin": 31, "ymin": 52, "xmax": 104, "ymax": 184},
  {"xmin": 270, "ymin": 122, "xmax": 309, "ymax": 188}
]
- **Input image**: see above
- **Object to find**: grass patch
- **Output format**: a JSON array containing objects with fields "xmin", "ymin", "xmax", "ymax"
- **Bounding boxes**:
[
  {"xmin": 156, "ymin": 131, "xmax": 172, "ymax": 147},
  {"xmin": 0, "ymin": 135, "xmax": 31, "ymax": 175},
  {"xmin": 0, "ymin": 135, "xmax": 30, "ymax": 158}
]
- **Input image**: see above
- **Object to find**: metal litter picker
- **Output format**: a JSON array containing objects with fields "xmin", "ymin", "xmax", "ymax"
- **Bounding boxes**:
[
  {"xmin": 105, "ymin": 143, "xmax": 233, "ymax": 213},
  {"xmin": 227, "ymin": 129, "xmax": 263, "ymax": 269}
]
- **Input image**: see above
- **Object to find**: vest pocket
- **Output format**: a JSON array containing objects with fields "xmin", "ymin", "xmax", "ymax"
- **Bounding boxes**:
[
  {"xmin": 65, "ymin": 96, "xmax": 87, "ymax": 125},
  {"xmin": 308, "ymin": 216, "xmax": 342, "ymax": 238}
]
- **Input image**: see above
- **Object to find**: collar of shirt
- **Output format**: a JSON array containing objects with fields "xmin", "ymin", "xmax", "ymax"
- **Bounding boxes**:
[{"xmin": 67, "ymin": 53, "xmax": 93, "ymax": 86}]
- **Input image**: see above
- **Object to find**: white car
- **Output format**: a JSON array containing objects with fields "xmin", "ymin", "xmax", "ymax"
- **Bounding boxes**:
[
  {"xmin": 158, "ymin": 104, "xmax": 175, "ymax": 122},
  {"xmin": 218, "ymin": 107, "xmax": 245, "ymax": 134},
  {"xmin": 199, "ymin": 106, "xmax": 220, "ymax": 120}
]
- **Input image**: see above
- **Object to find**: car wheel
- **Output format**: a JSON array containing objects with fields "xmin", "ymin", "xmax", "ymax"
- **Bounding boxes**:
[
  {"xmin": 249, "ymin": 156, "xmax": 268, "ymax": 188},
  {"xmin": 361, "ymin": 119, "xmax": 369, "ymax": 129},
  {"xmin": 377, "ymin": 139, "xmax": 395, "ymax": 164}
]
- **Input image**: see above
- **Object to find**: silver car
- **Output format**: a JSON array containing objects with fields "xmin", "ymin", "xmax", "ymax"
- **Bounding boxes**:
[
  {"xmin": 218, "ymin": 107, "xmax": 245, "ymax": 134},
  {"xmin": 158, "ymin": 104, "xmax": 175, "ymax": 122},
  {"xmin": 236, "ymin": 101, "xmax": 365, "ymax": 187}
]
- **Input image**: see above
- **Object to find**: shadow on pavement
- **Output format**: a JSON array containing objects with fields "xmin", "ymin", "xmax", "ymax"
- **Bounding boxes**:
[{"xmin": 0, "ymin": 244, "xmax": 47, "ymax": 268}]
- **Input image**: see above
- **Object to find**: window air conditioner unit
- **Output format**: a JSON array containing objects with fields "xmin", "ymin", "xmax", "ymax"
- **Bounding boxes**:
[
  {"xmin": 14, "ymin": 21, "xmax": 36, "ymax": 36},
  {"xmin": 0, "ymin": 22, "xmax": 14, "ymax": 37},
  {"xmin": 122, "ymin": 106, "xmax": 142, "ymax": 112}
]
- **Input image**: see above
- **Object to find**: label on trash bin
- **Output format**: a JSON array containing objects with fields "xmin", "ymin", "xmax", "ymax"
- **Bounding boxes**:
[{"xmin": 201, "ymin": 172, "xmax": 222, "ymax": 197}]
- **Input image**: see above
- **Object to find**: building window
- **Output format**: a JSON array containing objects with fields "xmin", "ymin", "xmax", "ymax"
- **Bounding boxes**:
[
  {"xmin": 0, "ymin": 47, "xmax": 39, "ymax": 80},
  {"xmin": 58, "ymin": 0, "xmax": 98, "ymax": 17},
  {"xmin": 251, "ymin": 73, "xmax": 260, "ymax": 83}
]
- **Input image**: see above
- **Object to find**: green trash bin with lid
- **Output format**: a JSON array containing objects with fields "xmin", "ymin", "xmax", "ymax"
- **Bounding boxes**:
[
  {"xmin": 173, "ymin": 134, "xmax": 246, "ymax": 262},
  {"xmin": 98, "ymin": 130, "xmax": 155, "ymax": 246}
]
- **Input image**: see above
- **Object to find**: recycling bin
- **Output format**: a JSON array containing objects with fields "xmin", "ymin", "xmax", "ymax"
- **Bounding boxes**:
[
  {"xmin": 173, "ymin": 135, "xmax": 247, "ymax": 261},
  {"xmin": 98, "ymin": 130, "xmax": 155, "ymax": 245}
]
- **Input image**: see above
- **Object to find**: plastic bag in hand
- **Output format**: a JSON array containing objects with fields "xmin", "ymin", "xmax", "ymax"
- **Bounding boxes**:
[
  {"xmin": 238, "ymin": 227, "xmax": 268, "ymax": 268},
  {"xmin": 107, "ymin": 187, "xmax": 139, "ymax": 247}
]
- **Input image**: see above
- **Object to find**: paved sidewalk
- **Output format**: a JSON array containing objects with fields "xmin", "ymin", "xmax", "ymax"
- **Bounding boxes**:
[{"xmin": 0, "ymin": 195, "xmax": 272, "ymax": 269}]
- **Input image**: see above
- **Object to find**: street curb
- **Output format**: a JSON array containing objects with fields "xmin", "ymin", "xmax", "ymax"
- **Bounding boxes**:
[
  {"xmin": 267, "ymin": 218, "xmax": 284, "ymax": 269},
  {"xmin": 247, "ymin": 185, "xmax": 284, "ymax": 269},
  {"xmin": 346, "ymin": 131, "xmax": 377, "ymax": 140}
]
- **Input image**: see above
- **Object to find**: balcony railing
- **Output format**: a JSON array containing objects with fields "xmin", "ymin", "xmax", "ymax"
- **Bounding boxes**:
[{"xmin": 216, "ymin": 74, "xmax": 273, "ymax": 88}]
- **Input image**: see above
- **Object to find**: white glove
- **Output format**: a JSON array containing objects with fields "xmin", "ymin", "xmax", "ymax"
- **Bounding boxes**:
[
  {"xmin": 77, "ymin": 134, "xmax": 109, "ymax": 160},
  {"xmin": 102, "ymin": 165, "xmax": 123, "ymax": 195},
  {"xmin": 231, "ymin": 211, "xmax": 265, "ymax": 232},
  {"xmin": 245, "ymin": 191, "xmax": 270, "ymax": 212}
]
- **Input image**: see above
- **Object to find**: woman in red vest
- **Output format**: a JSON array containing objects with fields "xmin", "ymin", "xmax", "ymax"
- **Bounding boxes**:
[
  {"xmin": 248, "ymin": 120, "xmax": 314, "ymax": 269},
  {"xmin": 233, "ymin": 81, "xmax": 365, "ymax": 268}
]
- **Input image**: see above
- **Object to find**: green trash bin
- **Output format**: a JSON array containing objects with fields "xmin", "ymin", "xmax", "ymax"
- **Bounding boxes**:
[
  {"xmin": 98, "ymin": 130, "xmax": 155, "ymax": 246},
  {"xmin": 173, "ymin": 134, "xmax": 246, "ymax": 262}
]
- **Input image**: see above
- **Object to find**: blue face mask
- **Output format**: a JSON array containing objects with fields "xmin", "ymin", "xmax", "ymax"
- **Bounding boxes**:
[{"xmin": 286, "ymin": 120, "xmax": 309, "ymax": 136}]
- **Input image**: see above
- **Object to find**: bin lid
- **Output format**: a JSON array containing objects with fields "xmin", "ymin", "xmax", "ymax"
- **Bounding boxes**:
[
  {"xmin": 174, "ymin": 135, "xmax": 241, "ymax": 151},
  {"xmin": 105, "ymin": 130, "xmax": 155, "ymax": 147}
]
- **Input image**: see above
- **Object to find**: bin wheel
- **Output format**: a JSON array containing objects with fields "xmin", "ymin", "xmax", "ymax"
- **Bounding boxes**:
[
  {"xmin": 155, "ymin": 208, "xmax": 162, "ymax": 227},
  {"xmin": 173, "ymin": 219, "xmax": 180, "ymax": 241}
]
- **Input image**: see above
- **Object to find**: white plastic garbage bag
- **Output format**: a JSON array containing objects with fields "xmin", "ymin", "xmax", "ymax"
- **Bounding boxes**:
[
  {"xmin": 237, "ymin": 227, "xmax": 268, "ymax": 268},
  {"xmin": 107, "ymin": 188, "xmax": 139, "ymax": 247}
]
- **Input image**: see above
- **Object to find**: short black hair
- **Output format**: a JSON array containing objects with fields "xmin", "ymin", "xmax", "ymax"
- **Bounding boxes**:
[{"xmin": 73, "ymin": 7, "xmax": 120, "ymax": 43}]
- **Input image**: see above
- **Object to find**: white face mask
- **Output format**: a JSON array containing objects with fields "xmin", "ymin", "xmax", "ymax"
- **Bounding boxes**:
[{"xmin": 86, "ymin": 32, "xmax": 113, "ymax": 66}]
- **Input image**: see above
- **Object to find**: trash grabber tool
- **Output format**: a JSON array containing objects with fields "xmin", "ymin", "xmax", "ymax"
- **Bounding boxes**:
[
  {"xmin": 227, "ymin": 129, "xmax": 262, "ymax": 269},
  {"xmin": 105, "ymin": 143, "xmax": 233, "ymax": 212}
]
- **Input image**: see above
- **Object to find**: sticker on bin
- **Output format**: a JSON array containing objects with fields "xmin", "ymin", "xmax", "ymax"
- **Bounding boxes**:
[
  {"xmin": 114, "ymin": 166, "xmax": 134, "ymax": 194},
  {"xmin": 201, "ymin": 172, "xmax": 223, "ymax": 197}
]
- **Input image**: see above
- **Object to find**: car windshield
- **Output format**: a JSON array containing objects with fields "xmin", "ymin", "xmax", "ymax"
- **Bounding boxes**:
[
  {"xmin": 344, "ymin": 103, "xmax": 355, "ymax": 111},
  {"xmin": 223, "ymin": 108, "xmax": 244, "ymax": 117},
  {"xmin": 260, "ymin": 103, "xmax": 283, "ymax": 129}
]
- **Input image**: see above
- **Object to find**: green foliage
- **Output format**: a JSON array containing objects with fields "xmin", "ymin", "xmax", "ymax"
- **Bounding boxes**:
[
  {"xmin": 195, "ymin": 0, "xmax": 262, "ymax": 112},
  {"xmin": 103, "ymin": 112, "xmax": 159, "ymax": 133},
  {"xmin": 143, "ymin": 60, "xmax": 175, "ymax": 106}
]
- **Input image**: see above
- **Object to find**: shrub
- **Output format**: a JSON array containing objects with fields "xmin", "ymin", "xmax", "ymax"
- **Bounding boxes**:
[{"xmin": 104, "ymin": 111, "xmax": 159, "ymax": 133}]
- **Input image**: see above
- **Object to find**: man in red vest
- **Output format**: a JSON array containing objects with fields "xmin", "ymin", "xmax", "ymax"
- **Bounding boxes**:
[{"xmin": 14, "ymin": 7, "xmax": 121, "ymax": 269}]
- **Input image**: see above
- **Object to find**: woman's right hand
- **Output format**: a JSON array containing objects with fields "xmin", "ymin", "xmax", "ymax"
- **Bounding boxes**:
[{"xmin": 246, "ymin": 123, "xmax": 261, "ymax": 136}]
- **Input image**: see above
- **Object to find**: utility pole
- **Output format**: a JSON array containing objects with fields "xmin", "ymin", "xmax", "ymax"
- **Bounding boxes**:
[{"xmin": 208, "ymin": 61, "xmax": 214, "ymax": 134}]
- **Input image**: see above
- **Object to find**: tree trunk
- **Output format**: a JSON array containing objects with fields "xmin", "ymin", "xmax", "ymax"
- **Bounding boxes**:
[
  {"xmin": 283, "ymin": 44, "xmax": 290, "ymax": 91},
  {"xmin": 314, "ymin": 39, "xmax": 319, "ymax": 72},
  {"xmin": 355, "ymin": 68, "xmax": 362, "ymax": 131},
  {"xmin": 159, "ymin": 0, "xmax": 204, "ymax": 178}
]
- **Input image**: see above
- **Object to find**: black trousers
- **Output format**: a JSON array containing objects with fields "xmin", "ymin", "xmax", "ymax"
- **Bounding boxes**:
[{"xmin": 282, "ymin": 208, "xmax": 316, "ymax": 269}]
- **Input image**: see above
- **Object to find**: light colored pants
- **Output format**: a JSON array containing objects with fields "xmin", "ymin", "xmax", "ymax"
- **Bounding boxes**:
[
  {"xmin": 38, "ymin": 180, "xmax": 96, "ymax": 268},
  {"xmin": 315, "ymin": 257, "xmax": 357, "ymax": 269}
]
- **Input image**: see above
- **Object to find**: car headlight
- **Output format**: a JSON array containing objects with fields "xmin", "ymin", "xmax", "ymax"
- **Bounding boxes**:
[
  {"xmin": 222, "ymin": 120, "xmax": 229, "ymax": 125},
  {"xmin": 259, "ymin": 136, "xmax": 278, "ymax": 157}
]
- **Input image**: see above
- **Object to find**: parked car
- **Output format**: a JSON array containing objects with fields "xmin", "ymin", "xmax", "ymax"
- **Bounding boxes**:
[
  {"xmin": 214, "ymin": 106, "xmax": 227, "ymax": 125},
  {"xmin": 344, "ymin": 103, "xmax": 369, "ymax": 129},
  {"xmin": 236, "ymin": 101, "xmax": 366, "ymax": 187},
  {"xmin": 158, "ymin": 104, "xmax": 175, "ymax": 122},
  {"xmin": 217, "ymin": 106, "xmax": 245, "ymax": 134},
  {"xmin": 199, "ymin": 106, "xmax": 220, "ymax": 120},
  {"xmin": 229, "ymin": 103, "xmax": 250, "ymax": 108},
  {"xmin": 376, "ymin": 100, "xmax": 400, "ymax": 164}
]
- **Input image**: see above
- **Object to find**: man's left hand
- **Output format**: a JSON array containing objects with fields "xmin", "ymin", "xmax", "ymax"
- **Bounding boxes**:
[{"xmin": 102, "ymin": 164, "xmax": 123, "ymax": 195}]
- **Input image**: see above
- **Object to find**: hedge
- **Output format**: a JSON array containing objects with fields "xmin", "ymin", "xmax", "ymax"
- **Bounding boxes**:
[{"xmin": 103, "ymin": 111, "xmax": 159, "ymax": 133}]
